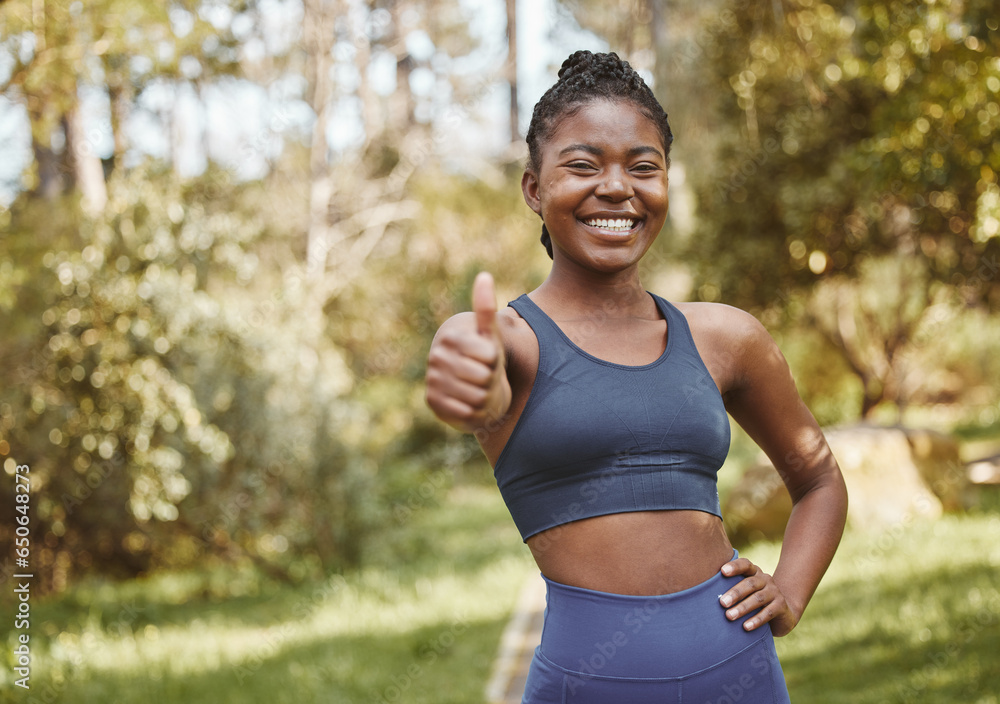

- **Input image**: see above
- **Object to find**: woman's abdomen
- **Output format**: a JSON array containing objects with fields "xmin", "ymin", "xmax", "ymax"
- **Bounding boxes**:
[{"xmin": 527, "ymin": 509, "xmax": 735, "ymax": 595}]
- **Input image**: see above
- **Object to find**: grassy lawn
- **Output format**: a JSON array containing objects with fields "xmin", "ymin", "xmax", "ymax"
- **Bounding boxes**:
[
  {"xmin": 0, "ymin": 484, "xmax": 536, "ymax": 704},
  {"xmin": 752, "ymin": 512, "xmax": 1000, "ymax": 703},
  {"xmin": 2, "ymin": 484, "xmax": 999, "ymax": 703}
]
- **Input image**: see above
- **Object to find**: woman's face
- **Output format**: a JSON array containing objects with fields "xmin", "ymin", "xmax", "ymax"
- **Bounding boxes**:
[{"xmin": 522, "ymin": 99, "xmax": 669, "ymax": 275}]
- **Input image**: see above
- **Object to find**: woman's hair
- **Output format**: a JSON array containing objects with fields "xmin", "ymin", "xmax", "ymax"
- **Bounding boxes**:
[{"xmin": 525, "ymin": 50, "xmax": 673, "ymax": 259}]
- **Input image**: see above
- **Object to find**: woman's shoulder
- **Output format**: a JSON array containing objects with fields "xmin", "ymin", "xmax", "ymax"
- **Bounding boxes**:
[
  {"xmin": 496, "ymin": 303, "xmax": 539, "ymax": 359},
  {"xmin": 670, "ymin": 301, "xmax": 768, "ymax": 343},
  {"xmin": 667, "ymin": 301, "xmax": 780, "ymax": 392}
]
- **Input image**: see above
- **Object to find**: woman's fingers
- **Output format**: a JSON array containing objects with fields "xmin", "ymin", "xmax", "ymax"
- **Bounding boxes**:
[
  {"xmin": 720, "ymin": 557, "xmax": 754, "ymax": 579},
  {"xmin": 433, "ymin": 324, "xmax": 500, "ymax": 367},
  {"xmin": 718, "ymin": 559, "xmax": 793, "ymax": 633},
  {"xmin": 430, "ymin": 346, "xmax": 495, "ymax": 386},
  {"xmin": 427, "ymin": 364, "xmax": 492, "ymax": 408}
]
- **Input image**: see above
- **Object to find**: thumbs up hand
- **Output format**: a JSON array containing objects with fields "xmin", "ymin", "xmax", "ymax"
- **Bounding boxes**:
[{"xmin": 426, "ymin": 272, "xmax": 512, "ymax": 435}]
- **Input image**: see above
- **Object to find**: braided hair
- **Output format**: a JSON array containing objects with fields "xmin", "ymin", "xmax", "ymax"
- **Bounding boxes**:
[{"xmin": 525, "ymin": 50, "xmax": 674, "ymax": 259}]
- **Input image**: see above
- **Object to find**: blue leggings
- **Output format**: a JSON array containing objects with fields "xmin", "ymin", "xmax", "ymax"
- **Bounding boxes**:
[{"xmin": 521, "ymin": 551, "xmax": 791, "ymax": 703}]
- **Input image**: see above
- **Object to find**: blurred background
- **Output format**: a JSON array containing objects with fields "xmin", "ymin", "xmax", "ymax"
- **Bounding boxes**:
[{"xmin": 0, "ymin": 0, "xmax": 998, "ymax": 702}]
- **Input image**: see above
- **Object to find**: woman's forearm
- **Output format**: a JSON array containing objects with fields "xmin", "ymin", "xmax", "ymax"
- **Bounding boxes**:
[{"xmin": 771, "ymin": 472, "xmax": 849, "ymax": 622}]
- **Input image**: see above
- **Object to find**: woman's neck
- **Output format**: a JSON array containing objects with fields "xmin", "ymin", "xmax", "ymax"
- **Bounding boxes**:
[{"xmin": 532, "ymin": 262, "xmax": 655, "ymax": 320}]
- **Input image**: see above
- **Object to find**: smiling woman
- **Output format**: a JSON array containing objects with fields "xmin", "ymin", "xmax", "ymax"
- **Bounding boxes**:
[
  {"xmin": 523, "ymin": 51, "xmax": 673, "ymax": 261},
  {"xmin": 520, "ymin": 98, "xmax": 668, "ymax": 274},
  {"xmin": 425, "ymin": 50, "xmax": 848, "ymax": 704}
]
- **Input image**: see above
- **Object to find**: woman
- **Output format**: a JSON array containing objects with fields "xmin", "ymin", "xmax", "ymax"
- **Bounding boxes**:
[{"xmin": 425, "ymin": 50, "xmax": 847, "ymax": 703}]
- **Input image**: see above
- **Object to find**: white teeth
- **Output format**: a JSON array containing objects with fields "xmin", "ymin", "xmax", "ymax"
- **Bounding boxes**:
[{"xmin": 585, "ymin": 218, "xmax": 636, "ymax": 232}]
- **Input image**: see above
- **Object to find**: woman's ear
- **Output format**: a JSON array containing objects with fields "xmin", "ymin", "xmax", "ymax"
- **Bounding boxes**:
[{"xmin": 521, "ymin": 170, "xmax": 542, "ymax": 216}]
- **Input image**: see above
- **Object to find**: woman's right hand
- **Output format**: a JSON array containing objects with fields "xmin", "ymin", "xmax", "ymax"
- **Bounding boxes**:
[{"xmin": 425, "ymin": 272, "xmax": 512, "ymax": 435}]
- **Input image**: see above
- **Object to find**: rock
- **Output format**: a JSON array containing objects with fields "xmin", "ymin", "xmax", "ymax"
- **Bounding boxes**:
[
  {"xmin": 826, "ymin": 425, "xmax": 943, "ymax": 529},
  {"xmin": 722, "ymin": 423, "xmax": 967, "ymax": 545},
  {"xmin": 901, "ymin": 426, "xmax": 967, "ymax": 511}
]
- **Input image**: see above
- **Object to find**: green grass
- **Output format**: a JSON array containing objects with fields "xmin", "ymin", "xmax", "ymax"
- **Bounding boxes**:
[
  {"xmin": 748, "ymin": 513, "xmax": 1000, "ymax": 703},
  {"xmin": 3, "ymin": 487, "xmax": 999, "ymax": 703},
  {"xmin": 0, "ymin": 484, "xmax": 535, "ymax": 703}
]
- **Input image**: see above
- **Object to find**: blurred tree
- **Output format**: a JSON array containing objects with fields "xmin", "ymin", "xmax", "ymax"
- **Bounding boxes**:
[
  {"xmin": 806, "ymin": 254, "xmax": 935, "ymax": 418},
  {"xmin": 0, "ymin": 0, "xmax": 536, "ymax": 591},
  {"xmin": 301, "ymin": 0, "xmax": 479, "ymax": 282},
  {"xmin": 0, "ymin": 0, "xmax": 369, "ymax": 591},
  {"xmin": 505, "ymin": 0, "xmax": 519, "ymax": 143},
  {"xmin": 684, "ymin": 0, "xmax": 1000, "ymax": 302},
  {"xmin": 677, "ymin": 0, "xmax": 999, "ymax": 417},
  {"xmin": 0, "ymin": 167, "xmax": 378, "ymax": 589},
  {"xmin": 0, "ymin": 0, "xmax": 249, "ymax": 200}
]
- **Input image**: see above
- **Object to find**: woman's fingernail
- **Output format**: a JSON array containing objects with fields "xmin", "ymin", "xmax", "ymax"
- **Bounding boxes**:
[{"xmin": 721, "ymin": 595, "xmax": 732, "ymax": 607}]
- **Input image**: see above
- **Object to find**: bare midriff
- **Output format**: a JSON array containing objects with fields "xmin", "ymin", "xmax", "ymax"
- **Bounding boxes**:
[{"xmin": 526, "ymin": 510, "xmax": 734, "ymax": 596}]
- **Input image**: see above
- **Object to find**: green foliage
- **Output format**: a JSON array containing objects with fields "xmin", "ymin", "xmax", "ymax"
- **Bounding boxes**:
[
  {"xmin": 0, "ymin": 149, "xmax": 552, "ymax": 592},
  {"xmin": 0, "ymin": 0, "xmax": 246, "ymax": 94},
  {"xmin": 772, "ymin": 325, "xmax": 862, "ymax": 426},
  {"xmin": 0, "ymin": 165, "xmax": 397, "ymax": 589},
  {"xmin": 686, "ymin": 0, "xmax": 1000, "ymax": 310},
  {"xmin": 556, "ymin": 0, "xmax": 1000, "ymax": 421},
  {"xmin": 0, "ymin": 0, "xmax": 536, "ymax": 593},
  {"xmin": 661, "ymin": 0, "xmax": 999, "ymax": 418},
  {"xmin": 0, "ymin": 0, "xmax": 249, "ymax": 196}
]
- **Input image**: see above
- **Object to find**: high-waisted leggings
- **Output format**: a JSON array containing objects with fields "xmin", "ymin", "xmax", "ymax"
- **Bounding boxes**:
[{"xmin": 521, "ymin": 551, "xmax": 791, "ymax": 703}]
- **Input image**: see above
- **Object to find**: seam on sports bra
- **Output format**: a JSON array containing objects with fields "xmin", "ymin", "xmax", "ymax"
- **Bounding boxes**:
[
  {"xmin": 499, "ymin": 448, "xmax": 627, "ymax": 481},
  {"xmin": 653, "ymin": 375, "xmax": 713, "ymax": 447},
  {"xmin": 540, "ymin": 372, "xmax": 644, "ymax": 450}
]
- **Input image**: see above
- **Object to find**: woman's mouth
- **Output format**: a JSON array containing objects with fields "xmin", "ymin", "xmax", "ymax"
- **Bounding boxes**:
[{"xmin": 582, "ymin": 217, "xmax": 638, "ymax": 233}]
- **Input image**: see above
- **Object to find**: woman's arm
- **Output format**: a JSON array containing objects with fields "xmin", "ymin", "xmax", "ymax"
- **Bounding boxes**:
[{"xmin": 718, "ymin": 311, "xmax": 849, "ymax": 636}]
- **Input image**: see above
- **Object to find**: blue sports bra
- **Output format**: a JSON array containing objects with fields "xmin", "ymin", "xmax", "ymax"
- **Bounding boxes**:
[{"xmin": 494, "ymin": 293, "xmax": 731, "ymax": 541}]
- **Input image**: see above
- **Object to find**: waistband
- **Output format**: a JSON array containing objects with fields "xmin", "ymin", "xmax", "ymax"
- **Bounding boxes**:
[{"xmin": 538, "ymin": 550, "xmax": 769, "ymax": 679}]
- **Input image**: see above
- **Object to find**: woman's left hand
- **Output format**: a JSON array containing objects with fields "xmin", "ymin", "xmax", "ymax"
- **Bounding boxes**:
[{"xmin": 718, "ymin": 557, "xmax": 800, "ymax": 637}]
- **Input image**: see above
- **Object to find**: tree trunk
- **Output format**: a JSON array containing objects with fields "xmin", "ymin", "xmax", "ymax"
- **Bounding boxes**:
[
  {"xmin": 387, "ymin": 1, "xmax": 416, "ymax": 136},
  {"xmin": 505, "ymin": 0, "xmax": 519, "ymax": 143},
  {"xmin": 105, "ymin": 53, "xmax": 132, "ymax": 174},
  {"xmin": 392, "ymin": 52, "xmax": 415, "ymax": 134},
  {"xmin": 65, "ymin": 103, "xmax": 108, "ymax": 215},
  {"xmin": 352, "ymin": 1, "xmax": 381, "ymax": 144},
  {"xmin": 649, "ymin": 0, "xmax": 669, "ymax": 89},
  {"xmin": 303, "ymin": 0, "xmax": 338, "ymax": 272},
  {"xmin": 860, "ymin": 386, "xmax": 881, "ymax": 419},
  {"xmin": 31, "ymin": 138, "xmax": 66, "ymax": 199}
]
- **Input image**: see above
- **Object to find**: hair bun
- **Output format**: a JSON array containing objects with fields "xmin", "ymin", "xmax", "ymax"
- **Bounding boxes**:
[
  {"xmin": 558, "ymin": 51, "xmax": 632, "ymax": 83},
  {"xmin": 557, "ymin": 50, "xmax": 595, "ymax": 79}
]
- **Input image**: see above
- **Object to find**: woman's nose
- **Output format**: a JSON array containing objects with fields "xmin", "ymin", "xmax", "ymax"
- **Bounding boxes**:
[{"xmin": 595, "ymin": 167, "xmax": 634, "ymax": 200}]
